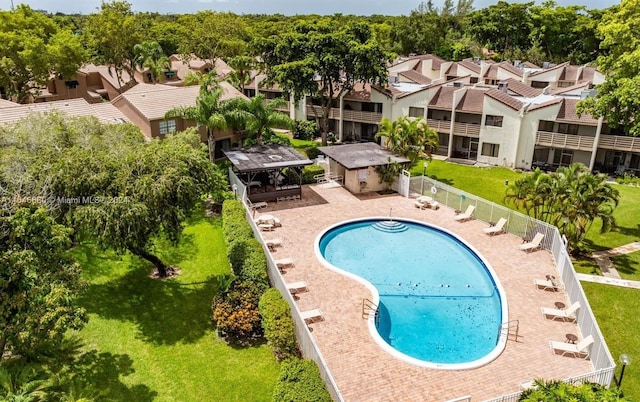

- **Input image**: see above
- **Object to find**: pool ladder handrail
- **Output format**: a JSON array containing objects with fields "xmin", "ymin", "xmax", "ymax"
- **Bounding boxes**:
[
  {"xmin": 497, "ymin": 319, "xmax": 520, "ymax": 343},
  {"xmin": 362, "ymin": 298, "xmax": 380, "ymax": 326}
]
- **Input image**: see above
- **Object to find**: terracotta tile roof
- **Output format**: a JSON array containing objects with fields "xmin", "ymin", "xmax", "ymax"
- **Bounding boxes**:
[
  {"xmin": 445, "ymin": 63, "xmax": 458, "ymax": 76},
  {"xmin": 115, "ymin": 81, "xmax": 246, "ymax": 121},
  {"xmin": 551, "ymin": 81, "xmax": 591, "ymax": 95},
  {"xmin": 0, "ymin": 99, "xmax": 17, "ymax": 107},
  {"xmin": 557, "ymin": 98, "xmax": 598, "ymax": 124},
  {"xmin": 522, "ymin": 61, "xmax": 539, "ymax": 68},
  {"xmin": 484, "ymin": 64, "xmax": 500, "ymax": 79},
  {"xmin": 407, "ymin": 54, "xmax": 447, "ymax": 70},
  {"xmin": 79, "ymin": 63, "xmax": 135, "ymax": 89},
  {"xmin": 343, "ymin": 82, "xmax": 372, "ymax": 101},
  {"xmin": 459, "ymin": 60, "xmax": 481, "ymax": 74},
  {"xmin": 497, "ymin": 61, "xmax": 524, "ymax": 78},
  {"xmin": 0, "ymin": 98, "xmax": 130, "ymax": 125},
  {"xmin": 529, "ymin": 61, "xmax": 568, "ymax": 77},
  {"xmin": 559, "ymin": 65, "xmax": 580, "ymax": 81},
  {"xmin": 456, "ymin": 88, "xmax": 486, "ymax": 113},
  {"xmin": 428, "ymin": 86, "xmax": 456, "ymax": 109},
  {"xmin": 578, "ymin": 66, "xmax": 598, "ymax": 82},
  {"xmin": 500, "ymin": 78, "xmax": 542, "ymax": 98},
  {"xmin": 398, "ymin": 70, "xmax": 432, "ymax": 85},
  {"xmin": 526, "ymin": 97, "xmax": 563, "ymax": 112},
  {"xmin": 485, "ymin": 89, "xmax": 523, "ymax": 111}
]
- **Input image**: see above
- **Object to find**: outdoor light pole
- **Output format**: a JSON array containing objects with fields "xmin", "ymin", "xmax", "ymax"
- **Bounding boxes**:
[
  {"xmin": 231, "ymin": 184, "xmax": 238, "ymax": 199},
  {"xmin": 619, "ymin": 353, "xmax": 631, "ymax": 388}
]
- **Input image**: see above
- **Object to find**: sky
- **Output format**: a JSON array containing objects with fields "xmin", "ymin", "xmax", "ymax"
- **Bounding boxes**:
[{"xmin": 4, "ymin": 0, "xmax": 620, "ymax": 15}]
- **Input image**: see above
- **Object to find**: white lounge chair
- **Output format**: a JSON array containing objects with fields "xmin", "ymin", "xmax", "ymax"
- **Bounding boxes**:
[
  {"xmin": 454, "ymin": 205, "xmax": 475, "ymax": 222},
  {"xmin": 286, "ymin": 281, "xmax": 308, "ymax": 294},
  {"xmin": 520, "ymin": 233, "xmax": 545, "ymax": 252},
  {"xmin": 549, "ymin": 335, "xmax": 594, "ymax": 359},
  {"xmin": 300, "ymin": 308, "xmax": 324, "ymax": 324},
  {"xmin": 534, "ymin": 278, "xmax": 562, "ymax": 292},
  {"xmin": 248, "ymin": 200, "xmax": 268, "ymax": 210},
  {"xmin": 483, "ymin": 218, "xmax": 507, "ymax": 236},
  {"xmin": 541, "ymin": 301, "xmax": 580, "ymax": 321},
  {"xmin": 259, "ymin": 223, "xmax": 274, "ymax": 231},
  {"xmin": 265, "ymin": 238, "xmax": 282, "ymax": 250},
  {"xmin": 275, "ymin": 258, "xmax": 295, "ymax": 269}
]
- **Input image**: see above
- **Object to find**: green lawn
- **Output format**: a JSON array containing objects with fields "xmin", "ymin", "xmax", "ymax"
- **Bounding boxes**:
[
  {"xmin": 582, "ymin": 282, "xmax": 640, "ymax": 398},
  {"xmin": 71, "ymin": 211, "xmax": 280, "ymax": 402},
  {"xmin": 611, "ymin": 251, "xmax": 640, "ymax": 281}
]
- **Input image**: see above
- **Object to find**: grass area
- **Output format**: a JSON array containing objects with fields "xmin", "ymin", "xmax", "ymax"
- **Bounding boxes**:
[
  {"xmin": 71, "ymin": 211, "xmax": 280, "ymax": 402},
  {"xmin": 410, "ymin": 159, "xmax": 526, "ymax": 205},
  {"xmin": 611, "ymin": 251, "xmax": 640, "ymax": 281},
  {"xmin": 572, "ymin": 257, "xmax": 601, "ymax": 276},
  {"xmin": 582, "ymin": 282, "xmax": 640, "ymax": 399}
]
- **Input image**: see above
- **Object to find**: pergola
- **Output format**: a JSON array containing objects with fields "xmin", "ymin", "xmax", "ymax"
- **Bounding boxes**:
[{"xmin": 224, "ymin": 144, "xmax": 313, "ymax": 202}]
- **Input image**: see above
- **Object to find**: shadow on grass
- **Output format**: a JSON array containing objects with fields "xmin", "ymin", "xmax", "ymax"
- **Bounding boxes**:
[
  {"xmin": 74, "ymin": 349, "xmax": 158, "ymax": 401},
  {"xmin": 427, "ymin": 175, "xmax": 454, "ymax": 186},
  {"xmin": 78, "ymin": 263, "xmax": 221, "ymax": 346},
  {"xmin": 610, "ymin": 254, "xmax": 638, "ymax": 276},
  {"xmin": 611, "ymin": 223, "xmax": 640, "ymax": 242}
]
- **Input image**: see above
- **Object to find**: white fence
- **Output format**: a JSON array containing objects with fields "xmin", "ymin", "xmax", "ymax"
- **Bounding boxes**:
[
  {"xmin": 228, "ymin": 169, "xmax": 344, "ymax": 401},
  {"xmin": 412, "ymin": 176, "xmax": 616, "ymax": 400}
]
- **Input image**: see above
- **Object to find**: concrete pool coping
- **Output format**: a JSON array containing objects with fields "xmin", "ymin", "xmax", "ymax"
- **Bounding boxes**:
[{"xmin": 259, "ymin": 184, "xmax": 593, "ymax": 401}]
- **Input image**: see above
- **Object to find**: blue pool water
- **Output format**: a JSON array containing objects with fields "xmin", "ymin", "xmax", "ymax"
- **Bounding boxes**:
[{"xmin": 317, "ymin": 219, "xmax": 505, "ymax": 367}]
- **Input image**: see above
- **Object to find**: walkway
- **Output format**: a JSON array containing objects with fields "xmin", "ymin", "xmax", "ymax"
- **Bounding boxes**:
[{"xmin": 591, "ymin": 241, "xmax": 640, "ymax": 279}]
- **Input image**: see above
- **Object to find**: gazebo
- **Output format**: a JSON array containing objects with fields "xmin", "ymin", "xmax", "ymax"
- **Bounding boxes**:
[
  {"xmin": 224, "ymin": 144, "xmax": 313, "ymax": 203},
  {"xmin": 317, "ymin": 142, "xmax": 410, "ymax": 194}
]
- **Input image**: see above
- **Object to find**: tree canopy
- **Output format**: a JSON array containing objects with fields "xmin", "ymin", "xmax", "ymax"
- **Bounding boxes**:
[
  {"xmin": 255, "ymin": 20, "xmax": 393, "ymax": 145},
  {"xmin": 0, "ymin": 5, "xmax": 86, "ymax": 103},
  {"xmin": 578, "ymin": 0, "xmax": 640, "ymax": 136},
  {"xmin": 376, "ymin": 116, "xmax": 439, "ymax": 166}
]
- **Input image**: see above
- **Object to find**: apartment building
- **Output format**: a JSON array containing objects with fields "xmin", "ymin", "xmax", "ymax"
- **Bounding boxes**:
[{"xmin": 249, "ymin": 54, "xmax": 636, "ymax": 175}]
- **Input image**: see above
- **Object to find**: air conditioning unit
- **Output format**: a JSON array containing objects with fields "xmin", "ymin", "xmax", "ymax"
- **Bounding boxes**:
[{"xmin": 497, "ymin": 82, "xmax": 508, "ymax": 93}]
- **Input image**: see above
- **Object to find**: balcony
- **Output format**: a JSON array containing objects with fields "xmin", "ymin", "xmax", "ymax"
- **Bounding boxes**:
[
  {"xmin": 426, "ymin": 119, "xmax": 451, "ymax": 133},
  {"xmin": 536, "ymin": 131, "xmax": 595, "ymax": 151},
  {"xmin": 264, "ymin": 98, "xmax": 290, "ymax": 112},
  {"xmin": 452, "ymin": 122, "xmax": 480, "ymax": 137},
  {"xmin": 305, "ymin": 105, "xmax": 382, "ymax": 123},
  {"xmin": 598, "ymin": 134, "xmax": 640, "ymax": 152}
]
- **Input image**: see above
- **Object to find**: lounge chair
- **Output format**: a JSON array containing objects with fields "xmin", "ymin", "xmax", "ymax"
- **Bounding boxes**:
[
  {"xmin": 541, "ymin": 301, "xmax": 580, "ymax": 321},
  {"xmin": 265, "ymin": 238, "xmax": 282, "ymax": 251},
  {"xmin": 286, "ymin": 281, "xmax": 308, "ymax": 294},
  {"xmin": 275, "ymin": 258, "xmax": 295, "ymax": 269},
  {"xmin": 534, "ymin": 278, "xmax": 562, "ymax": 291},
  {"xmin": 300, "ymin": 308, "xmax": 324, "ymax": 324},
  {"xmin": 549, "ymin": 335, "xmax": 594, "ymax": 359},
  {"xmin": 248, "ymin": 200, "xmax": 268, "ymax": 210},
  {"xmin": 483, "ymin": 218, "xmax": 507, "ymax": 236},
  {"xmin": 520, "ymin": 233, "xmax": 545, "ymax": 252},
  {"xmin": 272, "ymin": 217, "xmax": 282, "ymax": 227},
  {"xmin": 454, "ymin": 205, "xmax": 475, "ymax": 222},
  {"xmin": 259, "ymin": 223, "xmax": 274, "ymax": 231}
]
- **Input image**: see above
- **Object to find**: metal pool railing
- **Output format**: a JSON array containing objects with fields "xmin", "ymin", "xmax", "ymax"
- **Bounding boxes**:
[{"xmin": 412, "ymin": 175, "xmax": 616, "ymax": 398}]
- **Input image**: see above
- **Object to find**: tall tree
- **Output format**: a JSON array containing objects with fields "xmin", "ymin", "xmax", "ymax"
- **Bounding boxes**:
[
  {"xmin": 0, "ymin": 205, "xmax": 87, "ymax": 358},
  {"xmin": 133, "ymin": 41, "xmax": 170, "ymax": 84},
  {"xmin": 375, "ymin": 116, "xmax": 439, "ymax": 166},
  {"xmin": 83, "ymin": 1, "xmax": 143, "ymax": 91},
  {"xmin": 226, "ymin": 55, "xmax": 255, "ymax": 93},
  {"xmin": 255, "ymin": 20, "xmax": 392, "ymax": 145},
  {"xmin": 0, "ymin": 5, "xmax": 86, "ymax": 103},
  {"xmin": 223, "ymin": 94, "xmax": 294, "ymax": 146},
  {"xmin": 468, "ymin": 1, "xmax": 534, "ymax": 58},
  {"xmin": 577, "ymin": 0, "xmax": 640, "ymax": 136}
]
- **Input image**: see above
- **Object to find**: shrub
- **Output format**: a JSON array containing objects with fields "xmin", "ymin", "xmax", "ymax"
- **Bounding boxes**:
[
  {"xmin": 272, "ymin": 358, "xmax": 332, "ymax": 402},
  {"xmin": 222, "ymin": 200, "xmax": 254, "ymax": 273},
  {"xmin": 294, "ymin": 120, "xmax": 318, "ymax": 141},
  {"xmin": 242, "ymin": 243, "xmax": 270, "ymax": 291},
  {"xmin": 259, "ymin": 289, "xmax": 300, "ymax": 361},
  {"xmin": 302, "ymin": 165, "xmax": 326, "ymax": 184},
  {"xmin": 304, "ymin": 146, "xmax": 321, "ymax": 160},
  {"xmin": 212, "ymin": 279, "xmax": 263, "ymax": 343}
]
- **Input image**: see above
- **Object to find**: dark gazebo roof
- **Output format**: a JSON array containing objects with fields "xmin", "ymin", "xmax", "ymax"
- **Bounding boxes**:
[
  {"xmin": 317, "ymin": 142, "xmax": 410, "ymax": 170},
  {"xmin": 223, "ymin": 144, "xmax": 313, "ymax": 172}
]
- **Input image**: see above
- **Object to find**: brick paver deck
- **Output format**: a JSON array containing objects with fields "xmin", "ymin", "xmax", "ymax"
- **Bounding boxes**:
[{"xmin": 259, "ymin": 184, "xmax": 593, "ymax": 401}]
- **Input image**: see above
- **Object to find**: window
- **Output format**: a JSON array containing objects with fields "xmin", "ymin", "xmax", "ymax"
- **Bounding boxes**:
[
  {"xmin": 485, "ymin": 115, "xmax": 503, "ymax": 127},
  {"xmin": 159, "ymin": 119, "xmax": 177, "ymax": 135},
  {"xmin": 409, "ymin": 107, "xmax": 424, "ymax": 118},
  {"xmin": 481, "ymin": 143, "xmax": 500, "ymax": 157},
  {"xmin": 558, "ymin": 123, "xmax": 579, "ymax": 135},
  {"xmin": 531, "ymin": 81, "xmax": 548, "ymax": 89},
  {"xmin": 65, "ymin": 80, "xmax": 79, "ymax": 89},
  {"xmin": 538, "ymin": 120, "xmax": 554, "ymax": 132},
  {"xmin": 470, "ymin": 77, "xmax": 478, "ymax": 84}
]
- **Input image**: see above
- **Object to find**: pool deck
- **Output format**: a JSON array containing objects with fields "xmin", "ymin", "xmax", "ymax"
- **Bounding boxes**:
[{"xmin": 258, "ymin": 184, "xmax": 593, "ymax": 401}]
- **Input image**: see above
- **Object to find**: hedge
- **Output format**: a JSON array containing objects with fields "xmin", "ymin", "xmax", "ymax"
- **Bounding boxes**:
[
  {"xmin": 259, "ymin": 288, "xmax": 300, "ymax": 361},
  {"xmin": 302, "ymin": 165, "xmax": 326, "ymax": 184},
  {"xmin": 222, "ymin": 199, "xmax": 256, "ymax": 274},
  {"xmin": 272, "ymin": 358, "xmax": 332, "ymax": 402}
]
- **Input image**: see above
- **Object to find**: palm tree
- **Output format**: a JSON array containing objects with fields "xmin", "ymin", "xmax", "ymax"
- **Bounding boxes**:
[
  {"xmin": 165, "ymin": 76, "xmax": 228, "ymax": 162},
  {"xmin": 519, "ymin": 378, "xmax": 627, "ymax": 401},
  {"xmin": 0, "ymin": 362, "xmax": 50, "ymax": 402},
  {"xmin": 375, "ymin": 116, "xmax": 439, "ymax": 166},
  {"xmin": 223, "ymin": 94, "xmax": 294, "ymax": 146},
  {"xmin": 226, "ymin": 56, "xmax": 255, "ymax": 93},
  {"xmin": 133, "ymin": 41, "xmax": 170, "ymax": 84}
]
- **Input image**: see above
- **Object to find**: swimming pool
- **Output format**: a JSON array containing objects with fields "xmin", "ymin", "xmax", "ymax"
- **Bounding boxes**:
[{"xmin": 315, "ymin": 218, "xmax": 508, "ymax": 370}]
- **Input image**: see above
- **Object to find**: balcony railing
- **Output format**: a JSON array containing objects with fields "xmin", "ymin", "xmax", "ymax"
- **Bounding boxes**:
[
  {"xmin": 426, "ymin": 119, "xmax": 452, "ymax": 133},
  {"xmin": 598, "ymin": 134, "xmax": 640, "ymax": 152},
  {"xmin": 536, "ymin": 131, "xmax": 595, "ymax": 151},
  {"xmin": 452, "ymin": 122, "xmax": 480, "ymax": 137},
  {"xmin": 305, "ymin": 105, "xmax": 382, "ymax": 123}
]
